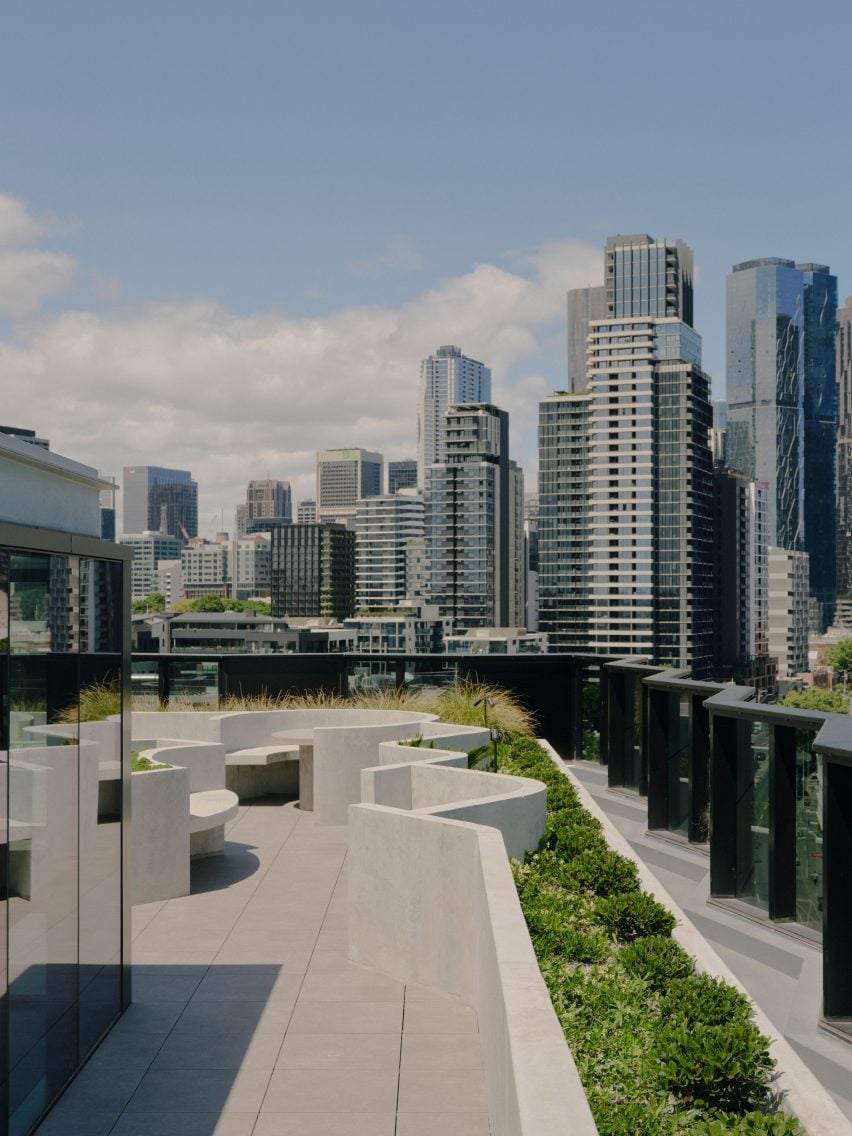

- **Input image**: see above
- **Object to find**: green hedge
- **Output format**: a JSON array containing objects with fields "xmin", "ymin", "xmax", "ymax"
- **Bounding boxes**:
[{"xmin": 498, "ymin": 735, "xmax": 802, "ymax": 1136}]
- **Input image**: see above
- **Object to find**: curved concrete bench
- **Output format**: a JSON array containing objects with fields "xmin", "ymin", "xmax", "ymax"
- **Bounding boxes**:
[
  {"xmin": 224, "ymin": 744, "xmax": 301, "ymax": 800},
  {"xmin": 189, "ymin": 787, "xmax": 240, "ymax": 856}
]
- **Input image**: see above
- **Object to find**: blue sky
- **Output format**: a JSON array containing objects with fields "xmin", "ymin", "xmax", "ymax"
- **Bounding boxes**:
[{"xmin": 1, "ymin": 0, "xmax": 848, "ymax": 530}]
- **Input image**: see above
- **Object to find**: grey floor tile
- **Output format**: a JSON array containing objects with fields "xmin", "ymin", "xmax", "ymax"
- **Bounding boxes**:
[
  {"xmin": 401, "ymin": 1031, "xmax": 485, "ymax": 1071},
  {"xmin": 287, "ymin": 999, "xmax": 403, "ymax": 1035},
  {"xmin": 274, "ymin": 1031, "xmax": 400, "ymax": 1070},
  {"xmin": 192, "ymin": 966, "xmax": 303, "ymax": 1002},
  {"xmin": 298, "ymin": 968, "xmax": 403, "ymax": 1003},
  {"xmin": 397, "ymin": 1065, "xmax": 488, "ymax": 1114},
  {"xmin": 125, "ymin": 1066, "xmax": 270, "ymax": 1114},
  {"xmin": 262, "ymin": 1065, "xmax": 398, "ymax": 1114},
  {"xmin": 254, "ymin": 1115, "xmax": 395, "ymax": 1136},
  {"xmin": 110, "ymin": 1114, "xmax": 258, "ymax": 1136},
  {"xmin": 151, "ymin": 1024, "xmax": 287, "ymax": 1071},
  {"xmin": 402, "ymin": 998, "xmax": 479, "ymax": 1035},
  {"xmin": 33, "ymin": 1109, "xmax": 120, "ymax": 1136},
  {"xmin": 396, "ymin": 1115, "xmax": 491, "ymax": 1136}
]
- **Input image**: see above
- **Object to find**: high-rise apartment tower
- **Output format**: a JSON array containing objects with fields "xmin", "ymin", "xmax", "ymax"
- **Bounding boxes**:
[{"xmin": 417, "ymin": 346, "xmax": 491, "ymax": 488}]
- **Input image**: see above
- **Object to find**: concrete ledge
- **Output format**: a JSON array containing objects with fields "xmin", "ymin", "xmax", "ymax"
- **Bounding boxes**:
[
  {"xmin": 188, "ymin": 788, "xmax": 239, "ymax": 834},
  {"xmin": 548, "ymin": 742, "xmax": 852, "ymax": 1136}
]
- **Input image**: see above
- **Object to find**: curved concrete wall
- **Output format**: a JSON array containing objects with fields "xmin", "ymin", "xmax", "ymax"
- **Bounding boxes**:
[{"xmin": 348, "ymin": 801, "xmax": 595, "ymax": 1136}]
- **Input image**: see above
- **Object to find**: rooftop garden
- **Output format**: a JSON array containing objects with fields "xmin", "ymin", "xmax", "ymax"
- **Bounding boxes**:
[{"xmin": 497, "ymin": 734, "xmax": 803, "ymax": 1136}]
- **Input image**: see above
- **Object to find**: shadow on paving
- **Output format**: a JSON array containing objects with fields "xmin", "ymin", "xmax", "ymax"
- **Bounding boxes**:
[{"xmin": 33, "ymin": 963, "xmax": 288, "ymax": 1136}]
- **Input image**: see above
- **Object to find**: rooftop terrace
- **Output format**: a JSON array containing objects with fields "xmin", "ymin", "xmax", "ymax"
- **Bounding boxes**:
[{"xmin": 35, "ymin": 796, "xmax": 490, "ymax": 1136}]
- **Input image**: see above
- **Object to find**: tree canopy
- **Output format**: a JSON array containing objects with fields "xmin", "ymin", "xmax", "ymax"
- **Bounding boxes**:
[
  {"xmin": 777, "ymin": 687, "xmax": 851, "ymax": 714},
  {"xmin": 132, "ymin": 592, "xmax": 166, "ymax": 614},
  {"xmin": 824, "ymin": 638, "xmax": 852, "ymax": 674}
]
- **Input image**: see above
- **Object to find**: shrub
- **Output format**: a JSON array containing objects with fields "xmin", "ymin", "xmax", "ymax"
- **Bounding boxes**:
[
  {"xmin": 660, "ymin": 973, "xmax": 754, "ymax": 1028},
  {"xmin": 618, "ymin": 935, "xmax": 694, "ymax": 990},
  {"xmin": 656, "ymin": 1018, "xmax": 774, "ymax": 1112},
  {"xmin": 691, "ymin": 1113, "xmax": 805, "ymax": 1136},
  {"xmin": 594, "ymin": 891, "xmax": 676, "ymax": 942},
  {"xmin": 565, "ymin": 845, "xmax": 640, "ymax": 897}
]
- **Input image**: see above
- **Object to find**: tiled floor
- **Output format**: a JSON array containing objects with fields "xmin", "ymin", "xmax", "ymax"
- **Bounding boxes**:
[
  {"xmin": 34, "ymin": 799, "xmax": 490, "ymax": 1136},
  {"xmin": 570, "ymin": 760, "xmax": 852, "ymax": 1122}
]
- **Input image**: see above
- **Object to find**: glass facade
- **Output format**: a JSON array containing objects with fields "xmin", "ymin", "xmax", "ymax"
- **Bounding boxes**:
[
  {"xmin": 795, "ymin": 729, "xmax": 823, "ymax": 932},
  {"xmin": 0, "ymin": 537, "xmax": 128, "ymax": 1136},
  {"xmin": 726, "ymin": 259, "xmax": 837, "ymax": 629},
  {"xmin": 734, "ymin": 720, "xmax": 770, "ymax": 911}
]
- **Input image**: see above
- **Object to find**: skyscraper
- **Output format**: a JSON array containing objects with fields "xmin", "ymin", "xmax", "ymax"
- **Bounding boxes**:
[
  {"xmin": 540, "ymin": 234, "xmax": 714, "ymax": 673},
  {"xmin": 316, "ymin": 449, "xmax": 382, "ymax": 523},
  {"xmin": 567, "ymin": 286, "xmax": 606, "ymax": 393},
  {"xmin": 426, "ymin": 403, "xmax": 523, "ymax": 629},
  {"xmin": 123, "ymin": 466, "xmax": 198, "ymax": 540},
  {"xmin": 355, "ymin": 490, "xmax": 424, "ymax": 610},
  {"xmin": 236, "ymin": 479, "xmax": 292, "ymax": 535},
  {"xmin": 837, "ymin": 297, "xmax": 852, "ymax": 599},
  {"xmin": 726, "ymin": 258, "xmax": 837, "ymax": 628},
  {"xmin": 417, "ymin": 346, "xmax": 491, "ymax": 488}
]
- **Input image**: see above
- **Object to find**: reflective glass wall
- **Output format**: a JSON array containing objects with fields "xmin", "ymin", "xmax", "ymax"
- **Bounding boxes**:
[{"xmin": 0, "ymin": 542, "xmax": 127, "ymax": 1136}]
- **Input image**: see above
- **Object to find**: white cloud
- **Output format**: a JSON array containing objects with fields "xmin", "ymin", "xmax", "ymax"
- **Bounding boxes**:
[
  {"xmin": 0, "ymin": 249, "xmax": 77, "ymax": 316},
  {"xmin": 0, "ymin": 193, "xmax": 72, "ymax": 247},
  {"xmin": 1, "ymin": 237, "xmax": 602, "ymax": 536}
]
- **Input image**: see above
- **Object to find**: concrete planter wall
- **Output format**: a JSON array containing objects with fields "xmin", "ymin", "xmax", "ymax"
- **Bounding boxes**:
[
  {"xmin": 131, "ymin": 765, "xmax": 189, "ymax": 905},
  {"xmin": 349, "ymin": 749, "xmax": 591, "ymax": 1136}
]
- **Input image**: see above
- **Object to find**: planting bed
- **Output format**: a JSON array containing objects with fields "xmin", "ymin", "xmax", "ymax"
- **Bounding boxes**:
[{"xmin": 497, "ymin": 735, "xmax": 804, "ymax": 1136}]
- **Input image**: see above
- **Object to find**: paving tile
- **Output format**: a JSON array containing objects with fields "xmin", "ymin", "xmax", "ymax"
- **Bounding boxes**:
[
  {"xmin": 33, "ymin": 1109, "xmax": 120, "ymax": 1135},
  {"xmin": 254, "ymin": 1115, "xmax": 395, "ymax": 1136},
  {"xmin": 151, "ymin": 1024, "xmax": 287, "ymax": 1071},
  {"xmin": 402, "ymin": 997, "xmax": 479, "ymax": 1035},
  {"xmin": 397, "ymin": 1065, "xmax": 488, "ymax": 1114},
  {"xmin": 274, "ymin": 1031, "xmax": 400, "ymax": 1069},
  {"xmin": 396, "ymin": 1115, "xmax": 491, "ymax": 1136},
  {"xmin": 192, "ymin": 965, "xmax": 302, "ymax": 1002},
  {"xmin": 110, "ymin": 1114, "xmax": 258, "ymax": 1136},
  {"xmin": 124, "ymin": 1066, "xmax": 269, "ymax": 1114},
  {"xmin": 178, "ymin": 998, "xmax": 295, "ymax": 1033},
  {"xmin": 298, "ymin": 967, "xmax": 403, "ymax": 1003},
  {"xmin": 52, "ymin": 1067, "xmax": 145, "ymax": 1112},
  {"xmin": 262, "ymin": 1065, "xmax": 398, "ymax": 1114},
  {"xmin": 401, "ymin": 1031, "xmax": 485, "ymax": 1071},
  {"xmin": 286, "ymin": 999, "xmax": 403, "ymax": 1035},
  {"xmin": 131, "ymin": 964, "xmax": 207, "ymax": 1002}
]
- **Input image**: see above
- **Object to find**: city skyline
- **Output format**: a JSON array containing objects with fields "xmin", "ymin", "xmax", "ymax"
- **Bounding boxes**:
[{"xmin": 3, "ymin": 4, "xmax": 851, "ymax": 535}]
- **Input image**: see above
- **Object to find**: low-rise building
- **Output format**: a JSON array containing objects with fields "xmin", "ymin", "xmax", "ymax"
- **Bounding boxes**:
[{"xmin": 343, "ymin": 602, "xmax": 450, "ymax": 654}]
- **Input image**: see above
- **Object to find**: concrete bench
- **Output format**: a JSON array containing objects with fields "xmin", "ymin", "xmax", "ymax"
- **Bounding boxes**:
[
  {"xmin": 225, "ymin": 745, "xmax": 301, "ymax": 800},
  {"xmin": 189, "ymin": 787, "xmax": 240, "ymax": 857}
]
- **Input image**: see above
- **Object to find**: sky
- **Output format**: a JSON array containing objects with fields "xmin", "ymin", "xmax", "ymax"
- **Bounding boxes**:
[{"xmin": 1, "ymin": 0, "xmax": 850, "ymax": 536}]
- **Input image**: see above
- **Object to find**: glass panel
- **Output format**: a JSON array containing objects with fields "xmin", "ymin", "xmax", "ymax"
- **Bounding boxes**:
[
  {"xmin": 735, "ymin": 719, "xmax": 770, "ymax": 911},
  {"xmin": 78, "ymin": 559, "xmax": 123, "ymax": 1057},
  {"xmin": 665, "ymin": 693, "xmax": 690, "ymax": 835},
  {"xmin": 168, "ymin": 660, "xmax": 218, "ymax": 708},
  {"xmin": 622, "ymin": 674, "xmax": 643, "ymax": 790},
  {"xmin": 400, "ymin": 659, "xmax": 459, "ymax": 694},
  {"xmin": 8, "ymin": 552, "xmax": 79, "ymax": 1136},
  {"xmin": 348, "ymin": 659, "xmax": 396, "ymax": 694},
  {"xmin": 131, "ymin": 660, "xmax": 160, "ymax": 709},
  {"xmin": 580, "ymin": 665, "xmax": 602, "ymax": 762},
  {"xmin": 795, "ymin": 730, "xmax": 823, "ymax": 934},
  {"xmin": 0, "ymin": 551, "xmax": 9, "ymax": 1124}
]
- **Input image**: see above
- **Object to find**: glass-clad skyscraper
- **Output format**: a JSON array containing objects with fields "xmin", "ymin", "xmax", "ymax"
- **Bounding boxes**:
[
  {"xmin": 726, "ymin": 259, "xmax": 837, "ymax": 627},
  {"xmin": 122, "ymin": 466, "xmax": 198, "ymax": 540},
  {"xmin": 417, "ymin": 346, "xmax": 491, "ymax": 489}
]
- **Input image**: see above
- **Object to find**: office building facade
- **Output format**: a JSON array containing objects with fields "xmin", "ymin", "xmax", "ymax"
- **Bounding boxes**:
[
  {"xmin": 122, "ymin": 466, "xmax": 198, "ymax": 540},
  {"xmin": 355, "ymin": 491, "xmax": 424, "ymax": 610},
  {"xmin": 387, "ymin": 459, "xmax": 418, "ymax": 494},
  {"xmin": 120, "ymin": 532, "xmax": 183, "ymax": 600},
  {"xmin": 539, "ymin": 235, "xmax": 714, "ymax": 673},
  {"xmin": 417, "ymin": 346, "xmax": 491, "ymax": 488},
  {"xmin": 270, "ymin": 523, "xmax": 355, "ymax": 620},
  {"xmin": 296, "ymin": 500, "xmax": 316, "ymax": 524},
  {"xmin": 726, "ymin": 259, "xmax": 837, "ymax": 629},
  {"xmin": 767, "ymin": 547, "xmax": 810, "ymax": 676},
  {"xmin": 426, "ymin": 404, "xmax": 524, "ymax": 629},
  {"xmin": 316, "ymin": 449, "xmax": 382, "ymax": 523}
]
